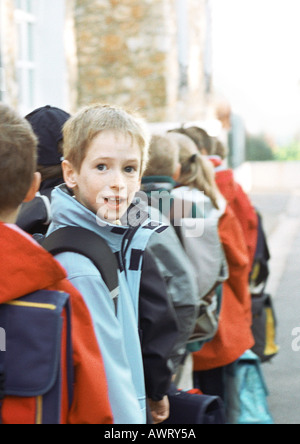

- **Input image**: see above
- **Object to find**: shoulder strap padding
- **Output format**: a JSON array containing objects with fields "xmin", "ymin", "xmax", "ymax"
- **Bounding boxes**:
[{"xmin": 42, "ymin": 227, "xmax": 119, "ymax": 311}]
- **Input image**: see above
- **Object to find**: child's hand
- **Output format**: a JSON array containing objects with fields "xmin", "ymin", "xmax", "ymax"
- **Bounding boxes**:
[{"xmin": 148, "ymin": 396, "xmax": 170, "ymax": 424}]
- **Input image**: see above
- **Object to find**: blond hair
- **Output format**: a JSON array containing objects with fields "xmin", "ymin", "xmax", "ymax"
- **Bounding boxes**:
[
  {"xmin": 167, "ymin": 132, "xmax": 220, "ymax": 209},
  {"xmin": 144, "ymin": 134, "xmax": 179, "ymax": 177},
  {"xmin": 63, "ymin": 104, "xmax": 150, "ymax": 175},
  {"xmin": 0, "ymin": 103, "xmax": 37, "ymax": 212}
]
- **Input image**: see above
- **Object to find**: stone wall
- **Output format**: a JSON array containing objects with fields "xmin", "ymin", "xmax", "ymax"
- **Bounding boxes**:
[
  {"xmin": 1, "ymin": 0, "xmax": 213, "ymax": 122},
  {"xmin": 70, "ymin": 0, "xmax": 213, "ymax": 122}
]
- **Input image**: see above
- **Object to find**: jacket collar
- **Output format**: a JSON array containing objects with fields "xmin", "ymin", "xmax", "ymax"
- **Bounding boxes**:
[
  {"xmin": 49, "ymin": 185, "xmax": 164, "ymax": 254},
  {"xmin": 141, "ymin": 176, "xmax": 176, "ymax": 194}
]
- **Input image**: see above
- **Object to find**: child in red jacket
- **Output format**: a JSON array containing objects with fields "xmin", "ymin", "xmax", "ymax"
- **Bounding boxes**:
[
  {"xmin": 0, "ymin": 103, "xmax": 113, "ymax": 424},
  {"xmin": 168, "ymin": 131, "xmax": 254, "ymax": 400},
  {"xmin": 210, "ymin": 140, "xmax": 258, "ymax": 271}
]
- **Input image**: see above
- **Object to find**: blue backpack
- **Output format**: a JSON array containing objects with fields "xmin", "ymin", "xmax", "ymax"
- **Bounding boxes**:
[
  {"xmin": 0, "ymin": 290, "xmax": 73, "ymax": 424},
  {"xmin": 224, "ymin": 350, "xmax": 274, "ymax": 425}
]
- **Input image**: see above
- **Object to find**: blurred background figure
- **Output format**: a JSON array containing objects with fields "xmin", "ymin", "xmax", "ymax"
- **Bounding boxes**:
[{"xmin": 16, "ymin": 105, "xmax": 70, "ymax": 235}]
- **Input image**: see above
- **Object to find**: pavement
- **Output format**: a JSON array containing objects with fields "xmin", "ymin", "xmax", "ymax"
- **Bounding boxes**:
[{"xmin": 250, "ymin": 189, "xmax": 300, "ymax": 424}]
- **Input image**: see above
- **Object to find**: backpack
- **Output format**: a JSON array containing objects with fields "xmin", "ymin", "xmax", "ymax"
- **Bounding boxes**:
[
  {"xmin": 224, "ymin": 350, "xmax": 274, "ymax": 424},
  {"xmin": 0, "ymin": 227, "xmax": 119, "ymax": 424},
  {"xmin": 42, "ymin": 226, "xmax": 120, "ymax": 314},
  {"xmin": 178, "ymin": 217, "xmax": 228, "ymax": 351},
  {"xmin": 250, "ymin": 212, "xmax": 279, "ymax": 362},
  {"xmin": 250, "ymin": 212, "xmax": 271, "ymax": 295},
  {"xmin": 251, "ymin": 293, "xmax": 279, "ymax": 363},
  {"xmin": 163, "ymin": 384, "xmax": 226, "ymax": 425},
  {"xmin": 16, "ymin": 194, "xmax": 51, "ymax": 236},
  {"xmin": 170, "ymin": 197, "xmax": 229, "ymax": 350},
  {"xmin": 0, "ymin": 289, "xmax": 73, "ymax": 424}
]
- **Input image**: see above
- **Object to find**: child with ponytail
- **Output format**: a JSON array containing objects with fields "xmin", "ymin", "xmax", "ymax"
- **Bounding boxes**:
[{"xmin": 168, "ymin": 131, "xmax": 254, "ymax": 401}]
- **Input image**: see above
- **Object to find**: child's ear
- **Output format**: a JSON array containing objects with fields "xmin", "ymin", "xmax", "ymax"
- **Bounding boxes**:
[
  {"xmin": 172, "ymin": 163, "xmax": 181, "ymax": 182},
  {"xmin": 62, "ymin": 160, "xmax": 78, "ymax": 189},
  {"xmin": 137, "ymin": 177, "xmax": 142, "ymax": 191},
  {"xmin": 23, "ymin": 172, "xmax": 41, "ymax": 203}
]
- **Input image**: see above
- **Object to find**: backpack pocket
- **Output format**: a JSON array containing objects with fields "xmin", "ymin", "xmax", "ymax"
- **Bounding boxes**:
[{"xmin": 0, "ymin": 290, "xmax": 71, "ymax": 424}]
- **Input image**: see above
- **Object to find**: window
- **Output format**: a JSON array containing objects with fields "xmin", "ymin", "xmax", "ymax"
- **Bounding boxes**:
[
  {"xmin": 14, "ymin": 0, "xmax": 68, "ymax": 115},
  {"xmin": 14, "ymin": 0, "xmax": 37, "ymax": 115}
]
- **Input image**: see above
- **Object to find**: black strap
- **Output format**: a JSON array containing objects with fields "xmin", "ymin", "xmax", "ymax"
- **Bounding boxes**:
[
  {"xmin": 0, "ymin": 362, "xmax": 4, "ymax": 423},
  {"xmin": 42, "ymin": 227, "xmax": 119, "ymax": 314},
  {"xmin": 0, "ymin": 312, "xmax": 6, "ymax": 424},
  {"xmin": 0, "ymin": 372, "xmax": 4, "ymax": 425}
]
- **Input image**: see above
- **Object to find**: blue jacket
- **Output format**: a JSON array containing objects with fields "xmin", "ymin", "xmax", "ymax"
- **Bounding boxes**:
[{"xmin": 47, "ymin": 185, "xmax": 164, "ymax": 424}]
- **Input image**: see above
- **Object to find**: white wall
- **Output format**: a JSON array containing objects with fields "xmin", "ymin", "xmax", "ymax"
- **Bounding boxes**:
[{"xmin": 237, "ymin": 161, "xmax": 300, "ymax": 192}]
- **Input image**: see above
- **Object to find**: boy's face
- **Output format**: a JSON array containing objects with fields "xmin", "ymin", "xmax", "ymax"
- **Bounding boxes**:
[{"xmin": 64, "ymin": 130, "xmax": 142, "ymax": 223}]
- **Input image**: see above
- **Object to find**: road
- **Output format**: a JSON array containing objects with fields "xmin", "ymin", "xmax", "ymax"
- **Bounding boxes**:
[{"xmin": 250, "ymin": 190, "xmax": 300, "ymax": 425}]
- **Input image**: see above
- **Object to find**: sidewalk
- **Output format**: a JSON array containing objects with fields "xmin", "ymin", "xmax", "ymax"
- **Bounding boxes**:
[{"xmin": 250, "ymin": 190, "xmax": 300, "ymax": 424}]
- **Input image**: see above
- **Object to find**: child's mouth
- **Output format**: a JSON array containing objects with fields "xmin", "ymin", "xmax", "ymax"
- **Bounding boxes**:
[{"xmin": 104, "ymin": 197, "xmax": 126, "ymax": 209}]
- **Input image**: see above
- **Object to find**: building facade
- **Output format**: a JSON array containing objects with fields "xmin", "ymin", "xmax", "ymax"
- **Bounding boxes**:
[
  {"xmin": 1, "ymin": 0, "xmax": 214, "ymax": 122},
  {"xmin": 0, "ymin": 0, "xmax": 67, "ymax": 115}
]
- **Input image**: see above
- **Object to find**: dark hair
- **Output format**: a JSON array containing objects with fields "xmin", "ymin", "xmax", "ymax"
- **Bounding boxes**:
[
  {"xmin": 0, "ymin": 103, "xmax": 37, "ymax": 212},
  {"xmin": 37, "ymin": 141, "xmax": 63, "ymax": 182},
  {"xmin": 214, "ymin": 139, "xmax": 228, "ymax": 160},
  {"xmin": 169, "ymin": 126, "xmax": 213, "ymax": 155}
]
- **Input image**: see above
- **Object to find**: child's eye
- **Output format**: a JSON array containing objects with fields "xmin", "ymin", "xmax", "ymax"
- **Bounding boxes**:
[
  {"xmin": 97, "ymin": 164, "xmax": 107, "ymax": 172},
  {"xmin": 124, "ymin": 166, "xmax": 137, "ymax": 174}
]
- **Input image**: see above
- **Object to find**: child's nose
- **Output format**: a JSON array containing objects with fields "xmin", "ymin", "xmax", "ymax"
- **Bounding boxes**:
[{"xmin": 110, "ymin": 170, "xmax": 126, "ymax": 190}]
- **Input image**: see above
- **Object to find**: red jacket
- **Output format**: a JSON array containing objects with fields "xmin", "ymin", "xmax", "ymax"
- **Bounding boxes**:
[
  {"xmin": 193, "ymin": 206, "xmax": 254, "ymax": 371},
  {"xmin": 0, "ymin": 223, "xmax": 113, "ymax": 424},
  {"xmin": 215, "ymin": 168, "xmax": 258, "ymax": 269}
]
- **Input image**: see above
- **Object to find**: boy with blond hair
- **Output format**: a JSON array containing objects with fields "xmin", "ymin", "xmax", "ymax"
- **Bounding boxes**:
[
  {"xmin": 47, "ymin": 104, "xmax": 171, "ymax": 424},
  {"xmin": 0, "ymin": 103, "xmax": 113, "ymax": 424}
]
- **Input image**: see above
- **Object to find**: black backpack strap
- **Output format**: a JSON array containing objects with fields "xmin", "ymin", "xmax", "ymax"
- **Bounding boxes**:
[
  {"xmin": 42, "ymin": 227, "xmax": 119, "ymax": 314},
  {"xmin": 0, "ymin": 348, "xmax": 4, "ymax": 424},
  {"xmin": 0, "ymin": 310, "xmax": 6, "ymax": 424}
]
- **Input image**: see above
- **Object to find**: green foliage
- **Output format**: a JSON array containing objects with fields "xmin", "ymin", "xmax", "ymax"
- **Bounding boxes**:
[
  {"xmin": 274, "ymin": 142, "xmax": 300, "ymax": 161},
  {"xmin": 246, "ymin": 135, "xmax": 275, "ymax": 161},
  {"xmin": 245, "ymin": 134, "xmax": 300, "ymax": 162}
]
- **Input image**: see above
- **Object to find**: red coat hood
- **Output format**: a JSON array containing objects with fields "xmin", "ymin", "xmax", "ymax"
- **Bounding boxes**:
[
  {"xmin": 215, "ymin": 169, "xmax": 238, "ymax": 204},
  {"xmin": 215, "ymin": 169, "xmax": 258, "ymax": 268},
  {"xmin": 0, "ymin": 223, "xmax": 67, "ymax": 303}
]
